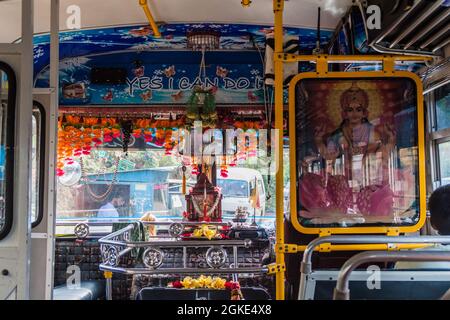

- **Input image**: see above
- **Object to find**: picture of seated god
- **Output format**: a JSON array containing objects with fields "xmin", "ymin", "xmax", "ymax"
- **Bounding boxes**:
[
  {"xmin": 314, "ymin": 82, "xmax": 386, "ymax": 175},
  {"xmin": 299, "ymin": 81, "xmax": 398, "ymax": 222}
]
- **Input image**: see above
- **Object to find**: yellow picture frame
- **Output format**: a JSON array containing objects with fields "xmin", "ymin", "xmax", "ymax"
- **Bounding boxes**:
[{"xmin": 288, "ymin": 71, "xmax": 427, "ymax": 235}]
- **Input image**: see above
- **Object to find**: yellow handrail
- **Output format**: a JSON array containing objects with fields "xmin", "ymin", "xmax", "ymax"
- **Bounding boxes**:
[
  {"xmin": 273, "ymin": 0, "xmax": 285, "ymax": 301},
  {"xmin": 139, "ymin": 0, "xmax": 161, "ymax": 38}
]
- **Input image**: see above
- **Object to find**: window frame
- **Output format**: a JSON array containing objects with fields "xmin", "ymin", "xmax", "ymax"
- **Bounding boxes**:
[
  {"xmin": 0, "ymin": 61, "xmax": 17, "ymax": 240},
  {"xmin": 31, "ymin": 101, "xmax": 46, "ymax": 228},
  {"xmin": 427, "ymin": 82, "xmax": 450, "ymax": 190}
]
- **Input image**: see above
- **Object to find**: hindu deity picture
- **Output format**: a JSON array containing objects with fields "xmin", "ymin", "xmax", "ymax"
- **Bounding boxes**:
[{"xmin": 294, "ymin": 78, "xmax": 420, "ymax": 228}]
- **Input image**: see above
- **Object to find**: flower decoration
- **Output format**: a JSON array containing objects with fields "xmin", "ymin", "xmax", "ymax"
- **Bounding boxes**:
[
  {"xmin": 192, "ymin": 225, "xmax": 218, "ymax": 240},
  {"xmin": 57, "ymin": 114, "xmax": 187, "ymax": 176},
  {"xmin": 233, "ymin": 120, "xmax": 265, "ymax": 131},
  {"xmin": 220, "ymin": 164, "xmax": 228, "ymax": 178},
  {"xmin": 172, "ymin": 280, "xmax": 183, "ymax": 289},
  {"xmin": 168, "ymin": 276, "xmax": 236, "ymax": 291},
  {"xmin": 57, "ymin": 113, "xmax": 265, "ymax": 177}
]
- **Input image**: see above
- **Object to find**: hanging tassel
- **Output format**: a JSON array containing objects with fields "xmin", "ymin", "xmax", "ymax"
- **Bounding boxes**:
[
  {"xmin": 203, "ymin": 184, "xmax": 207, "ymax": 219},
  {"xmin": 182, "ymin": 166, "xmax": 187, "ymax": 195}
]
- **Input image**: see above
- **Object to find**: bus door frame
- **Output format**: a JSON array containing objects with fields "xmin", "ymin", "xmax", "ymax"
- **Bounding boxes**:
[
  {"xmin": 29, "ymin": 0, "xmax": 60, "ymax": 300},
  {"xmin": 0, "ymin": 0, "xmax": 34, "ymax": 300}
]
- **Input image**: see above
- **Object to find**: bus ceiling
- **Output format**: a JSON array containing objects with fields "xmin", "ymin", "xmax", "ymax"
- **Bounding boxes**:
[{"xmin": 0, "ymin": 0, "xmax": 349, "ymax": 43}]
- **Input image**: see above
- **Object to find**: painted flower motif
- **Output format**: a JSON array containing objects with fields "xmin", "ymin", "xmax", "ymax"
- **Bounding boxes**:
[{"xmin": 171, "ymin": 280, "xmax": 183, "ymax": 289}]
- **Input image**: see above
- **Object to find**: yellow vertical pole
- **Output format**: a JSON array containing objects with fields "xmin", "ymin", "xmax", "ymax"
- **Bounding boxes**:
[
  {"xmin": 273, "ymin": 0, "xmax": 285, "ymax": 300},
  {"xmin": 139, "ymin": 0, "xmax": 161, "ymax": 38}
]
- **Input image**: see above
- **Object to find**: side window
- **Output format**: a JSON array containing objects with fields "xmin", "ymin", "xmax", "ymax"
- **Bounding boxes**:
[
  {"xmin": 434, "ymin": 83, "xmax": 450, "ymax": 132},
  {"xmin": 437, "ymin": 140, "xmax": 450, "ymax": 186},
  {"xmin": 31, "ymin": 102, "xmax": 45, "ymax": 228},
  {"xmin": 429, "ymin": 82, "xmax": 450, "ymax": 189},
  {"xmin": 0, "ymin": 62, "xmax": 16, "ymax": 240}
]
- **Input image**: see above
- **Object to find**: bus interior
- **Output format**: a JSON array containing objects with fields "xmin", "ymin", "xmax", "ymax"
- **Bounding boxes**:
[{"xmin": 0, "ymin": 0, "xmax": 450, "ymax": 301}]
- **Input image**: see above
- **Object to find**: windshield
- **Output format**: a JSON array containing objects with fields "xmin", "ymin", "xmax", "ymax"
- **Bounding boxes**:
[{"xmin": 217, "ymin": 179, "xmax": 249, "ymax": 198}]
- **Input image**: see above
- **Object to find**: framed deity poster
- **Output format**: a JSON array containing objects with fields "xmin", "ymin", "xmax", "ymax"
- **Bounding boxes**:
[{"xmin": 288, "ymin": 73, "xmax": 426, "ymax": 234}]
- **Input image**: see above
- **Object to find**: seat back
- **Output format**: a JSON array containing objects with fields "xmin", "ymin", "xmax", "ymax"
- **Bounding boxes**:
[
  {"xmin": 136, "ymin": 287, "xmax": 271, "ymax": 300},
  {"xmin": 304, "ymin": 270, "xmax": 450, "ymax": 300},
  {"xmin": 53, "ymin": 280, "xmax": 105, "ymax": 300}
]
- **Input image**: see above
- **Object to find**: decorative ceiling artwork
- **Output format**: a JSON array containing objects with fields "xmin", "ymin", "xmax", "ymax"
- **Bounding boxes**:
[
  {"xmin": 33, "ymin": 23, "xmax": 333, "ymax": 105},
  {"xmin": 33, "ymin": 23, "xmax": 333, "ymax": 78}
]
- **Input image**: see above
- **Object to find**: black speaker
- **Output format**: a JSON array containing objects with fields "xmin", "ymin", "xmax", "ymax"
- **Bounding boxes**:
[
  {"xmin": 90, "ymin": 67, "xmax": 127, "ymax": 85},
  {"xmin": 228, "ymin": 228, "xmax": 268, "ymax": 240}
]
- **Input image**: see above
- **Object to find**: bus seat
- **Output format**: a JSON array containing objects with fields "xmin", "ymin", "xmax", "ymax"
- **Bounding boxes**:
[
  {"xmin": 53, "ymin": 280, "xmax": 105, "ymax": 300},
  {"xmin": 136, "ymin": 287, "xmax": 271, "ymax": 300},
  {"xmin": 441, "ymin": 288, "xmax": 450, "ymax": 300},
  {"xmin": 304, "ymin": 270, "xmax": 450, "ymax": 300}
]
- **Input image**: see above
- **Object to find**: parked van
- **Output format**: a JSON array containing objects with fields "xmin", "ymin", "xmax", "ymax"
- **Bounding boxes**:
[{"xmin": 217, "ymin": 167, "xmax": 266, "ymax": 216}]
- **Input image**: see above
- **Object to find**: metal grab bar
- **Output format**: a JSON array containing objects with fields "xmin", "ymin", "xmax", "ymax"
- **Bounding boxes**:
[
  {"xmin": 100, "ymin": 264, "xmax": 268, "ymax": 275},
  {"xmin": 333, "ymin": 251, "xmax": 450, "ymax": 300},
  {"xmin": 298, "ymin": 235, "xmax": 450, "ymax": 300},
  {"xmin": 98, "ymin": 224, "xmax": 251, "ymax": 247},
  {"xmin": 57, "ymin": 219, "xmax": 231, "ymax": 226},
  {"xmin": 100, "ymin": 238, "xmax": 252, "ymax": 248}
]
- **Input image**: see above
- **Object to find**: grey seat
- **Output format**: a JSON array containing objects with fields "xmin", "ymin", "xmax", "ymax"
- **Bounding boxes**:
[
  {"xmin": 136, "ymin": 287, "xmax": 271, "ymax": 300},
  {"xmin": 304, "ymin": 270, "xmax": 450, "ymax": 300},
  {"xmin": 53, "ymin": 280, "xmax": 105, "ymax": 300}
]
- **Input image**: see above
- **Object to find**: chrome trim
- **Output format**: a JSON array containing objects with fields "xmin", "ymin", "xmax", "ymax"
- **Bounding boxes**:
[
  {"xmin": 106, "ymin": 278, "xmax": 112, "ymax": 300},
  {"xmin": 99, "ymin": 264, "xmax": 268, "ymax": 275},
  {"xmin": 404, "ymin": 8, "xmax": 450, "ymax": 49},
  {"xmin": 433, "ymin": 37, "xmax": 450, "ymax": 53},
  {"xmin": 371, "ymin": 43, "xmax": 439, "ymax": 57},
  {"xmin": 423, "ymin": 77, "xmax": 450, "ymax": 95},
  {"xmin": 389, "ymin": 0, "xmax": 445, "ymax": 49},
  {"xmin": 420, "ymin": 27, "xmax": 449, "ymax": 49},
  {"xmin": 333, "ymin": 251, "xmax": 450, "ymax": 300},
  {"xmin": 100, "ymin": 238, "xmax": 251, "ymax": 248},
  {"xmin": 369, "ymin": 0, "xmax": 424, "ymax": 45},
  {"xmin": 420, "ymin": 57, "xmax": 450, "ymax": 83},
  {"xmin": 56, "ymin": 220, "xmax": 231, "ymax": 227},
  {"xmin": 298, "ymin": 235, "xmax": 450, "ymax": 300}
]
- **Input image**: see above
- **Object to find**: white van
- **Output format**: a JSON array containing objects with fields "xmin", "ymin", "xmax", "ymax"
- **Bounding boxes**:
[{"xmin": 217, "ymin": 167, "xmax": 266, "ymax": 216}]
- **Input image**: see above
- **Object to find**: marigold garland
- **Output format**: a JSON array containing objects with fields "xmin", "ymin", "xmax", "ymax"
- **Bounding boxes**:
[
  {"xmin": 168, "ymin": 276, "xmax": 240, "ymax": 291},
  {"xmin": 57, "ymin": 114, "xmax": 264, "ymax": 176}
]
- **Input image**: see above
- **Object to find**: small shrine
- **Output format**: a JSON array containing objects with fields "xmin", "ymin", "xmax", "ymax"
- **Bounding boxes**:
[{"xmin": 185, "ymin": 173, "xmax": 222, "ymax": 222}]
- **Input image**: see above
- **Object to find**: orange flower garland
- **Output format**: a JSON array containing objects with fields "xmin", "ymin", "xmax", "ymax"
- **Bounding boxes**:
[
  {"xmin": 57, "ymin": 115, "xmax": 186, "ymax": 176},
  {"xmin": 56, "ymin": 115, "xmax": 263, "ymax": 176},
  {"xmin": 57, "ymin": 116, "xmax": 107, "ymax": 176}
]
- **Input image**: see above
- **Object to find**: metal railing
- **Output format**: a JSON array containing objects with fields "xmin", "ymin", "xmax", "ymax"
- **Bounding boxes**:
[
  {"xmin": 98, "ymin": 223, "xmax": 267, "ymax": 274},
  {"xmin": 298, "ymin": 235, "xmax": 450, "ymax": 299},
  {"xmin": 333, "ymin": 251, "xmax": 450, "ymax": 300},
  {"xmin": 97, "ymin": 222, "xmax": 269, "ymax": 299},
  {"xmin": 60, "ymin": 218, "xmax": 232, "ymax": 240}
]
